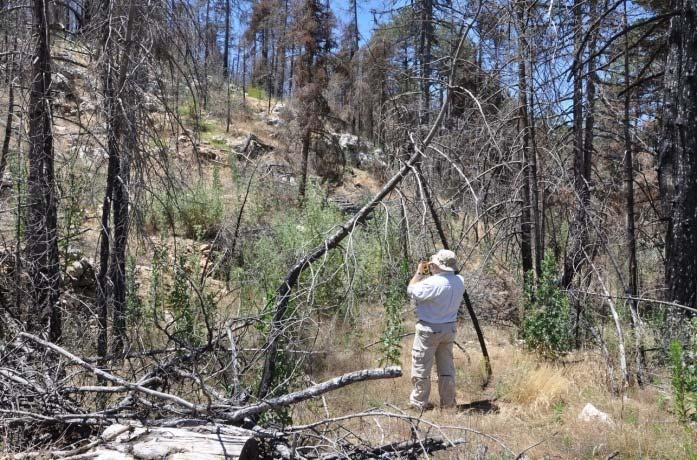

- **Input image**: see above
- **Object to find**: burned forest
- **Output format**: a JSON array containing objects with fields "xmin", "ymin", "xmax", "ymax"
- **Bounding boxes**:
[{"xmin": 1, "ymin": 0, "xmax": 697, "ymax": 458}]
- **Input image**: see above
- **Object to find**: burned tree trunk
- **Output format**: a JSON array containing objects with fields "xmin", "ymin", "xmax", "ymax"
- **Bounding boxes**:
[
  {"xmin": 659, "ymin": 0, "xmax": 697, "ymax": 337},
  {"xmin": 516, "ymin": 0, "xmax": 534, "ymax": 278},
  {"xmin": 562, "ymin": 0, "xmax": 591, "ymax": 288},
  {"xmin": 623, "ymin": 0, "xmax": 645, "ymax": 385},
  {"xmin": 26, "ymin": 0, "xmax": 61, "ymax": 341},
  {"xmin": 95, "ymin": 0, "xmax": 137, "ymax": 358},
  {"xmin": 0, "ymin": 43, "xmax": 15, "ymax": 183}
]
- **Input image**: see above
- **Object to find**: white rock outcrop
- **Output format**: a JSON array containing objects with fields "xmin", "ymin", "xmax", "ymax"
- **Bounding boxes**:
[{"xmin": 578, "ymin": 403, "xmax": 613, "ymax": 424}]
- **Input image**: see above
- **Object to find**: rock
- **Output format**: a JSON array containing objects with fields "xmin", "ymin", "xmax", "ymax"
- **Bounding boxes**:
[
  {"xmin": 70, "ymin": 145, "xmax": 108, "ymax": 161},
  {"xmin": 271, "ymin": 102, "xmax": 286, "ymax": 114},
  {"xmin": 338, "ymin": 133, "xmax": 359, "ymax": 151},
  {"xmin": 262, "ymin": 114, "xmax": 283, "ymax": 126},
  {"xmin": 79, "ymin": 101, "xmax": 97, "ymax": 113},
  {"xmin": 311, "ymin": 134, "xmax": 345, "ymax": 183},
  {"xmin": 66, "ymin": 258, "xmax": 96, "ymax": 290},
  {"xmin": 1, "ymin": 172, "xmax": 13, "ymax": 189},
  {"xmin": 142, "ymin": 94, "xmax": 163, "ymax": 113},
  {"xmin": 197, "ymin": 145, "xmax": 219, "ymax": 161},
  {"xmin": 65, "ymin": 246, "xmax": 84, "ymax": 262},
  {"xmin": 51, "ymin": 72, "xmax": 75, "ymax": 98},
  {"xmin": 235, "ymin": 134, "xmax": 273, "ymax": 160},
  {"xmin": 578, "ymin": 403, "xmax": 612, "ymax": 424}
]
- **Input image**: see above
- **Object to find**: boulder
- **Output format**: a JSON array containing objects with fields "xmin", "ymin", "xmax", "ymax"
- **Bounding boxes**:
[
  {"xmin": 142, "ymin": 94, "xmax": 164, "ymax": 113},
  {"xmin": 235, "ymin": 134, "xmax": 273, "ymax": 160},
  {"xmin": 70, "ymin": 145, "xmax": 108, "ymax": 161},
  {"xmin": 79, "ymin": 101, "xmax": 97, "ymax": 113},
  {"xmin": 262, "ymin": 113, "xmax": 284, "ymax": 126},
  {"xmin": 271, "ymin": 102, "xmax": 286, "ymax": 115},
  {"xmin": 578, "ymin": 403, "xmax": 612, "ymax": 425},
  {"xmin": 66, "ymin": 257, "xmax": 96, "ymax": 290},
  {"xmin": 51, "ymin": 72, "xmax": 75, "ymax": 98},
  {"xmin": 197, "ymin": 145, "xmax": 219, "ymax": 161},
  {"xmin": 311, "ymin": 134, "xmax": 345, "ymax": 183},
  {"xmin": 1, "ymin": 172, "xmax": 13, "ymax": 189},
  {"xmin": 338, "ymin": 133, "xmax": 359, "ymax": 151}
]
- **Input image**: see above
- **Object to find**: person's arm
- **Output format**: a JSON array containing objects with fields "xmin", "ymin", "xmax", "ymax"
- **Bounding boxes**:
[{"xmin": 409, "ymin": 261, "xmax": 429, "ymax": 286}]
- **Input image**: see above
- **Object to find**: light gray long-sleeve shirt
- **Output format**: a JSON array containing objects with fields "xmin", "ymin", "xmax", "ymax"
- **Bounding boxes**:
[{"xmin": 407, "ymin": 272, "xmax": 465, "ymax": 324}]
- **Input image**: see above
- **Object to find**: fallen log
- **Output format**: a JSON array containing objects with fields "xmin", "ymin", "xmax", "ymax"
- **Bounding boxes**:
[
  {"xmin": 4, "ymin": 424, "xmax": 259, "ymax": 460},
  {"xmin": 220, "ymin": 366, "xmax": 401, "ymax": 422}
]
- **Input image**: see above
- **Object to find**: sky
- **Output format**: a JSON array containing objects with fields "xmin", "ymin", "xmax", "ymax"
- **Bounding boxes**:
[{"xmin": 329, "ymin": 0, "xmax": 394, "ymax": 45}]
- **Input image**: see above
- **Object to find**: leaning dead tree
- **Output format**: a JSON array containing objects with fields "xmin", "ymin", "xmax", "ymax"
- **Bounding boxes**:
[{"xmin": 257, "ymin": 17, "xmax": 491, "ymax": 399}]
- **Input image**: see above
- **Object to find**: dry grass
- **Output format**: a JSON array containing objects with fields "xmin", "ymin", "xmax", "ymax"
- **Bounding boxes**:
[
  {"xmin": 500, "ymin": 362, "xmax": 569, "ymax": 412},
  {"xmin": 291, "ymin": 305, "xmax": 697, "ymax": 459}
]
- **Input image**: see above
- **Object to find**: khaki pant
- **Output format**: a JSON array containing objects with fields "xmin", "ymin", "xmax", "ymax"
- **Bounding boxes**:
[{"xmin": 410, "ymin": 321, "xmax": 457, "ymax": 408}]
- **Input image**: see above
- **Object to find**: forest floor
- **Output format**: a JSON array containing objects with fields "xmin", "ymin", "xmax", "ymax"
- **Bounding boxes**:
[{"xmin": 295, "ymin": 309, "xmax": 696, "ymax": 459}]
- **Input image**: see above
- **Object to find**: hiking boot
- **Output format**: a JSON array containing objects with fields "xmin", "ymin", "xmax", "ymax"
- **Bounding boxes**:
[{"xmin": 409, "ymin": 401, "xmax": 434, "ymax": 411}]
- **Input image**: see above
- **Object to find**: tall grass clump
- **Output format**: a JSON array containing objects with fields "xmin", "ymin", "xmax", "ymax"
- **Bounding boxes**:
[{"xmin": 178, "ymin": 167, "xmax": 224, "ymax": 239}]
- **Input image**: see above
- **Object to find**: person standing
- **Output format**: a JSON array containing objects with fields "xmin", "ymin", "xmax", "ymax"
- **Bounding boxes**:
[{"xmin": 407, "ymin": 249, "xmax": 465, "ymax": 410}]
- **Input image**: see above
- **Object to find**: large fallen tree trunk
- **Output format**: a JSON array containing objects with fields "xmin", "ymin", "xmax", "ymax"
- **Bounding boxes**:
[{"xmin": 5, "ymin": 424, "xmax": 260, "ymax": 460}]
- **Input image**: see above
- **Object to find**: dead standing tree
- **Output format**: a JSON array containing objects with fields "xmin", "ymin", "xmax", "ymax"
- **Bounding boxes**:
[
  {"xmin": 659, "ymin": 0, "xmax": 697, "ymax": 339},
  {"xmin": 95, "ymin": 0, "xmax": 142, "ymax": 360},
  {"xmin": 26, "ymin": 0, "xmax": 61, "ymax": 342}
]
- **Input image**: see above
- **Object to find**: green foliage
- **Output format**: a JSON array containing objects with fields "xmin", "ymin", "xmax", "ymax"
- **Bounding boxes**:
[
  {"xmin": 57, "ymin": 167, "xmax": 88, "ymax": 267},
  {"xmin": 245, "ymin": 85, "xmax": 267, "ymax": 100},
  {"xmin": 178, "ymin": 168, "xmax": 224, "ymax": 239},
  {"xmin": 126, "ymin": 255, "xmax": 144, "ymax": 323},
  {"xmin": 670, "ymin": 336, "xmax": 697, "ymax": 422},
  {"xmin": 246, "ymin": 185, "xmax": 344, "ymax": 294},
  {"xmin": 379, "ymin": 282, "xmax": 407, "ymax": 366},
  {"xmin": 241, "ymin": 184, "xmax": 408, "ymax": 319},
  {"xmin": 178, "ymin": 100, "xmax": 213, "ymax": 133},
  {"xmin": 149, "ymin": 247, "xmax": 167, "ymax": 321},
  {"xmin": 521, "ymin": 253, "xmax": 572, "ymax": 358},
  {"xmin": 168, "ymin": 255, "xmax": 196, "ymax": 343},
  {"xmin": 254, "ymin": 291, "xmax": 297, "ymax": 425},
  {"xmin": 145, "ymin": 246, "xmax": 217, "ymax": 347}
]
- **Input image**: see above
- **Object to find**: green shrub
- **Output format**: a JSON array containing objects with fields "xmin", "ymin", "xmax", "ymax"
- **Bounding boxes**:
[
  {"xmin": 246, "ymin": 85, "xmax": 267, "ymax": 100},
  {"xmin": 126, "ymin": 255, "xmax": 144, "ymax": 323},
  {"xmin": 522, "ymin": 252, "xmax": 572, "ymax": 358},
  {"xmin": 670, "ymin": 335, "xmax": 697, "ymax": 422},
  {"xmin": 379, "ymin": 283, "xmax": 407, "ymax": 366},
  {"xmin": 168, "ymin": 255, "xmax": 196, "ymax": 343}
]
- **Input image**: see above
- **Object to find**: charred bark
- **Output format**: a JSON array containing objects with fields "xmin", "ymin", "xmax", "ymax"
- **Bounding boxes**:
[
  {"xmin": 562, "ymin": 0, "xmax": 590, "ymax": 289},
  {"xmin": 26, "ymin": 0, "xmax": 61, "ymax": 341},
  {"xmin": 659, "ymin": 0, "xmax": 697, "ymax": 338}
]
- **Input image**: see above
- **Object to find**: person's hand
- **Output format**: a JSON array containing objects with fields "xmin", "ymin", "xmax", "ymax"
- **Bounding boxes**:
[{"xmin": 416, "ymin": 261, "xmax": 429, "ymax": 276}]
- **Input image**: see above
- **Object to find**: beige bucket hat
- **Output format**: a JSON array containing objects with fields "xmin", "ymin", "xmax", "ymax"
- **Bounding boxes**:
[{"xmin": 430, "ymin": 249, "xmax": 457, "ymax": 272}]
